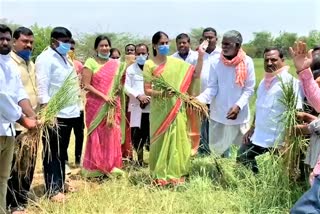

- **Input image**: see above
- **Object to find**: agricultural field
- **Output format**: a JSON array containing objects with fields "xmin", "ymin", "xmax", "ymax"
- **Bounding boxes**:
[{"xmin": 27, "ymin": 58, "xmax": 306, "ymax": 214}]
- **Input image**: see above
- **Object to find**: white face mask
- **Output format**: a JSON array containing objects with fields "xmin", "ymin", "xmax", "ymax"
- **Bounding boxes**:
[
  {"xmin": 98, "ymin": 52, "xmax": 110, "ymax": 60},
  {"xmin": 136, "ymin": 54, "xmax": 147, "ymax": 65}
]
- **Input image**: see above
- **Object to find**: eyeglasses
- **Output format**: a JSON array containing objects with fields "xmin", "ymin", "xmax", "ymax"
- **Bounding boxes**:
[{"xmin": 111, "ymin": 56, "xmax": 120, "ymax": 59}]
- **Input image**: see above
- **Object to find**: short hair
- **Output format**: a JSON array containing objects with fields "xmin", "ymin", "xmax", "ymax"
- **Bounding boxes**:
[
  {"xmin": 125, "ymin": 44, "xmax": 135, "ymax": 50},
  {"xmin": 70, "ymin": 38, "xmax": 75, "ymax": 45},
  {"xmin": 176, "ymin": 33, "xmax": 190, "ymax": 43},
  {"xmin": 13, "ymin": 27, "xmax": 33, "ymax": 39},
  {"xmin": 51, "ymin": 27, "xmax": 72, "ymax": 39},
  {"xmin": 202, "ymin": 27, "xmax": 217, "ymax": 36},
  {"xmin": 94, "ymin": 35, "xmax": 112, "ymax": 49},
  {"xmin": 223, "ymin": 30, "xmax": 243, "ymax": 45},
  {"xmin": 151, "ymin": 31, "xmax": 169, "ymax": 56},
  {"xmin": 110, "ymin": 48, "xmax": 121, "ymax": 56},
  {"xmin": 135, "ymin": 43, "xmax": 149, "ymax": 52},
  {"xmin": 263, "ymin": 47, "xmax": 284, "ymax": 59},
  {"xmin": 0, "ymin": 24, "xmax": 12, "ymax": 36},
  {"xmin": 313, "ymin": 45, "xmax": 320, "ymax": 53}
]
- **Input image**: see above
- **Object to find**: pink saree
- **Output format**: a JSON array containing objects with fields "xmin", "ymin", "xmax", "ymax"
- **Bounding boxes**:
[{"xmin": 83, "ymin": 59, "xmax": 123, "ymax": 174}]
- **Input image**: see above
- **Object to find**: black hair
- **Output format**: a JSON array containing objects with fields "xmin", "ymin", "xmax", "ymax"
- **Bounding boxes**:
[
  {"xmin": 0, "ymin": 24, "xmax": 12, "ymax": 35},
  {"xmin": 202, "ymin": 27, "xmax": 217, "ymax": 36},
  {"xmin": 94, "ymin": 35, "xmax": 112, "ymax": 49},
  {"xmin": 110, "ymin": 48, "xmax": 121, "ymax": 56},
  {"xmin": 13, "ymin": 27, "xmax": 33, "ymax": 39},
  {"xmin": 51, "ymin": 27, "xmax": 72, "ymax": 39},
  {"xmin": 125, "ymin": 43, "xmax": 135, "ymax": 50},
  {"xmin": 151, "ymin": 31, "xmax": 169, "ymax": 57},
  {"xmin": 313, "ymin": 45, "xmax": 320, "ymax": 53},
  {"xmin": 70, "ymin": 38, "xmax": 75, "ymax": 45},
  {"xmin": 312, "ymin": 53, "xmax": 320, "ymax": 72},
  {"xmin": 135, "ymin": 43, "xmax": 149, "ymax": 52},
  {"xmin": 263, "ymin": 47, "xmax": 284, "ymax": 59},
  {"xmin": 176, "ymin": 33, "xmax": 190, "ymax": 43}
]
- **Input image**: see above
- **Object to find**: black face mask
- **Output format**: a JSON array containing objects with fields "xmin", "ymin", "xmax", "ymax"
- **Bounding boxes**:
[{"xmin": 0, "ymin": 46, "xmax": 11, "ymax": 55}]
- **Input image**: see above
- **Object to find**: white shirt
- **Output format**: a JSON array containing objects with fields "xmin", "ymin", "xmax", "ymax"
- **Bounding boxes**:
[
  {"xmin": 35, "ymin": 47, "xmax": 80, "ymax": 118},
  {"xmin": 200, "ymin": 48, "xmax": 221, "ymax": 96},
  {"xmin": 124, "ymin": 63, "xmax": 150, "ymax": 128},
  {"xmin": 0, "ymin": 54, "xmax": 28, "ymax": 136},
  {"xmin": 197, "ymin": 55, "xmax": 255, "ymax": 125},
  {"xmin": 171, "ymin": 50, "xmax": 198, "ymax": 65},
  {"xmin": 251, "ymin": 70, "xmax": 303, "ymax": 148}
]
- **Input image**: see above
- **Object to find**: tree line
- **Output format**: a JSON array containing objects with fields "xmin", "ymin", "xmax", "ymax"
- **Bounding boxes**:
[{"xmin": 1, "ymin": 19, "xmax": 320, "ymax": 60}]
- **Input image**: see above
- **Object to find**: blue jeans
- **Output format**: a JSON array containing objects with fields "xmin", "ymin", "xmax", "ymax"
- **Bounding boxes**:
[{"xmin": 291, "ymin": 175, "xmax": 320, "ymax": 213}]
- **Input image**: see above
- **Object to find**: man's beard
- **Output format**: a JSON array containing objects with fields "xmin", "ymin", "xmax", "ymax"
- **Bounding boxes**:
[{"xmin": 0, "ymin": 47, "xmax": 11, "ymax": 55}]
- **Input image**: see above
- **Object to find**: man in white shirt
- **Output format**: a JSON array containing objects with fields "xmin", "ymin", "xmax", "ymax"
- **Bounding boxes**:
[
  {"xmin": 0, "ymin": 24, "xmax": 37, "ymax": 213},
  {"xmin": 124, "ymin": 43, "xmax": 150, "ymax": 166},
  {"xmin": 197, "ymin": 28, "xmax": 221, "ymax": 156},
  {"xmin": 171, "ymin": 33, "xmax": 199, "ymax": 65},
  {"xmin": 237, "ymin": 47, "xmax": 302, "ymax": 173},
  {"xmin": 197, "ymin": 30, "xmax": 255, "ymax": 157},
  {"xmin": 6, "ymin": 26, "xmax": 38, "ymax": 214},
  {"xmin": 35, "ymin": 27, "xmax": 80, "ymax": 202}
]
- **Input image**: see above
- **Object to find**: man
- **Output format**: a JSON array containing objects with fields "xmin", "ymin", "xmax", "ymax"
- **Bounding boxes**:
[
  {"xmin": 124, "ymin": 43, "xmax": 150, "ymax": 165},
  {"xmin": 64, "ymin": 39, "xmax": 84, "ymax": 169},
  {"xmin": 197, "ymin": 27, "xmax": 221, "ymax": 156},
  {"xmin": 172, "ymin": 33, "xmax": 199, "ymax": 65},
  {"xmin": 0, "ymin": 24, "xmax": 37, "ymax": 214},
  {"xmin": 237, "ymin": 47, "xmax": 302, "ymax": 173},
  {"xmin": 35, "ymin": 27, "xmax": 80, "ymax": 202},
  {"xmin": 197, "ymin": 30, "xmax": 255, "ymax": 157},
  {"xmin": 171, "ymin": 33, "xmax": 206, "ymax": 155},
  {"xmin": 6, "ymin": 26, "xmax": 38, "ymax": 214}
]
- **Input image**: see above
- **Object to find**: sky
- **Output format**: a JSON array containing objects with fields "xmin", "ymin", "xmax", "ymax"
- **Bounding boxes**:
[{"xmin": 0, "ymin": 0, "xmax": 319, "ymax": 43}]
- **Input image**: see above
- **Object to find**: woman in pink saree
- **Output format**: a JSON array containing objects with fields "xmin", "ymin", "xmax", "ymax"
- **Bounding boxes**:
[{"xmin": 81, "ymin": 35, "xmax": 125, "ymax": 177}]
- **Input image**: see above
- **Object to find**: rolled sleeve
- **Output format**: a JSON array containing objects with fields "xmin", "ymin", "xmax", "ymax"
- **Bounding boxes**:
[{"xmin": 235, "ymin": 59, "xmax": 255, "ymax": 109}]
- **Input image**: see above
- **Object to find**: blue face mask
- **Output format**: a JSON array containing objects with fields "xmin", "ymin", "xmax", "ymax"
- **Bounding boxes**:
[
  {"xmin": 17, "ymin": 49, "xmax": 32, "ymax": 61},
  {"xmin": 158, "ymin": 44, "xmax": 170, "ymax": 55},
  {"xmin": 56, "ymin": 41, "xmax": 71, "ymax": 56},
  {"xmin": 98, "ymin": 52, "xmax": 110, "ymax": 60},
  {"xmin": 136, "ymin": 54, "xmax": 147, "ymax": 65}
]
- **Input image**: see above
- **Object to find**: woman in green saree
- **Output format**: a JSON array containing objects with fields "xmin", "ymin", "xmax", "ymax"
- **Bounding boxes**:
[{"xmin": 144, "ymin": 31, "xmax": 196, "ymax": 185}]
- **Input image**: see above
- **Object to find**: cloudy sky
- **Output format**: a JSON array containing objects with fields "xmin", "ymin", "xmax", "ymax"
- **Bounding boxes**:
[{"xmin": 0, "ymin": 0, "xmax": 319, "ymax": 42}]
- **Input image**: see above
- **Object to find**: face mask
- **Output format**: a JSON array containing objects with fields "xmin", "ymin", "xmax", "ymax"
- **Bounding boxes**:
[
  {"xmin": 136, "ymin": 55, "xmax": 147, "ymax": 65},
  {"xmin": 56, "ymin": 41, "xmax": 71, "ymax": 56},
  {"xmin": 158, "ymin": 45, "xmax": 170, "ymax": 55},
  {"xmin": 98, "ymin": 52, "xmax": 110, "ymax": 60},
  {"xmin": 17, "ymin": 49, "xmax": 32, "ymax": 61}
]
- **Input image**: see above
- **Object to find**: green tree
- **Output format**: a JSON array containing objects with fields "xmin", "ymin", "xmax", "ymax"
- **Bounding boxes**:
[
  {"xmin": 274, "ymin": 32, "xmax": 297, "ymax": 57},
  {"xmin": 250, "ymin": 31, "xmax": 274, "ymax": 57},
  {"xmin": 307, "ymin": 30, "xmax": 320, "ymax": 49},
  {"xmin": 30, "ymin": 24, "xmax": 52, "ymax": 61}
]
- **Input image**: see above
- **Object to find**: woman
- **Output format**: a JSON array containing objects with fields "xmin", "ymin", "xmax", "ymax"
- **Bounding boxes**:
[
  {"xmin": 81, "ymin": 35, "xmax": 124, "ymax": 177},
  {"xmin": 144, "ymin": 31, "xmax": 196, "ymax": 185},
  {"xmin": 110, "ymin": 48, "xmax": 121, "ymax": 60}
]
